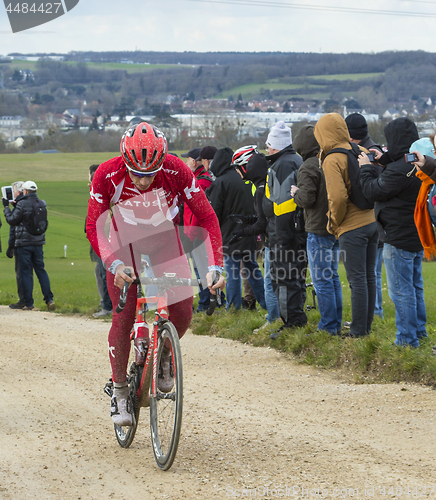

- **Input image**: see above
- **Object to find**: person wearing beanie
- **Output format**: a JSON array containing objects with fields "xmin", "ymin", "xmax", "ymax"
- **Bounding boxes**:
[
  {"xmin": 345, "ymin": 114, "xmax": 385, "ymax": 319},
  {"xmin": 345, "ymin": 113, "xmax": 382, "ymax": 153},
  {"xmin": 264, "ymin": 121, "xmax": 307, "ymax": 339}
]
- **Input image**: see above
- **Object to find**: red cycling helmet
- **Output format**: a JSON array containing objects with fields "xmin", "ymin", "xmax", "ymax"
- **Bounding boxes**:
[
  {"xmin": 232, "ymin": 145, "xmax": 259, "ymax": 174},
  {"xmin": 121, "ymin": 122, "xmax": 168, "ymax": 174}
]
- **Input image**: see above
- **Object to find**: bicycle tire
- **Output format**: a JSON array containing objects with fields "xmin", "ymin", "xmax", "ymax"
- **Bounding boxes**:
[
  {"xmin": 114, "ymin": 363, "xmax": 141, "ymax": 448},
  {"xmin": 149, "ymin": 322, "xmax": 183, "ymax": 471}
]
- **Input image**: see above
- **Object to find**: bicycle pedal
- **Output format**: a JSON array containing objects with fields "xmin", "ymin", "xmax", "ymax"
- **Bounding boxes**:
[{"xmin": 104, "ymin": 380, "xmax": 113, "ymax": 398}]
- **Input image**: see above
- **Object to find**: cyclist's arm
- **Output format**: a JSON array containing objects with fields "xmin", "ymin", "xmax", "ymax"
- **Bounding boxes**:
[{"xmin": 86, "ymin": 159, "xmax": 127, "ymax": 275}]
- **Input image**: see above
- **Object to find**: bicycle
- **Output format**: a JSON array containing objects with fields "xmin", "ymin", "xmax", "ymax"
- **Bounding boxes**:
[{"xmin": 104, "ymin": 268, "xmax": 220, "ymax": 470}]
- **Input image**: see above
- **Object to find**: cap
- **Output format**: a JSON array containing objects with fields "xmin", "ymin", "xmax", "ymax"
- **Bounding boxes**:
[
  {"xmin": 23, "ymin": 180, "xmax": 37, "ymax": 192},
  {"xmin": 345, "ymin": 113, "xmax": 368, "ymax": 140},
  {"xmin": 197, "ymin": 146, "xmax": 217, "ymax": 161},
  {"xmin": 181, "ymin": 147, "xmax": 201, "ymax": 159}
]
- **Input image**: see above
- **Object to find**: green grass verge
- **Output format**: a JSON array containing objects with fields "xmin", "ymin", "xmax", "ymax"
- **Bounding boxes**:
[{"xmin": 191, "ymin": 261, "xmax": 436, "ymax": 387}]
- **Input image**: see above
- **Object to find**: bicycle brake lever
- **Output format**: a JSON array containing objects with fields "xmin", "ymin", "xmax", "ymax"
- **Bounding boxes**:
[{"xmin": 115, "ymin": 268, "xmax": 131, "ymax": 313}]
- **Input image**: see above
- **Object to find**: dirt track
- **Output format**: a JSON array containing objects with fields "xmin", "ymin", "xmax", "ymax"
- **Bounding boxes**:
[{"xmin": 1, "ymin": 306, "xmax": 436, "ymax": 499}]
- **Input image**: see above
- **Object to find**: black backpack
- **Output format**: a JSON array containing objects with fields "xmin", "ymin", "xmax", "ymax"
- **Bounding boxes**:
[
  {"xmin": 26, "ymin": 199, "xmax": 48, "ymax": 236},
  {"xmin": 324, "ymin": 142, "xmax": 374, "ymax": 210}
]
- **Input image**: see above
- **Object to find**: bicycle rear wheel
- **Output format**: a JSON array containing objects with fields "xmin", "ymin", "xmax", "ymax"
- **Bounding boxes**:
[{"xmin": 150, "ymin": 322, "xmax": 183, "ymax": 471}]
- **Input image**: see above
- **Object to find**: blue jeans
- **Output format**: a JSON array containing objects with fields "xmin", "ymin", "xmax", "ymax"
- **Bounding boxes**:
[
  {"xmin": 374, "ymin": 246, "xmax": 384, "ymax": 318},
  {"xmin": 383, "ymin": 243, "xmax": 427, "ymax": 347},
  {"xmin": 224, "ymin": 252, "xmax": 266, "ymax": 310},
  {"xmin": 339, "ymin": 223, "xmax": 378, "ymax": 336},
  {"xmin": 16, "ymin": 245, "xmax": 53, "ymax": 307},
  {"xmin": 194, "ymin": 264, "xmax": 211, "ymax": 311},
  {"xmin": 307, "ymin": 233, "xmax": 342, "ymax": 334},
  {"xmin": 264, "ymin": 246, "xmax": 280, "ymax": 322}
]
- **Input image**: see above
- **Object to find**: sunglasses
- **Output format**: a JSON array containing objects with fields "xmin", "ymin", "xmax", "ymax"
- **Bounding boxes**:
[{"xmin": 127, "ymin": 165, "xmax": 162, "ymax": 178}]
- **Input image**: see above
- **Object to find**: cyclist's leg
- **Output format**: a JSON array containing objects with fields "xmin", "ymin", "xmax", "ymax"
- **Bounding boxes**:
[{"xmin": 106, "ymin": 270, "xmax": 137, "ymax": 383}]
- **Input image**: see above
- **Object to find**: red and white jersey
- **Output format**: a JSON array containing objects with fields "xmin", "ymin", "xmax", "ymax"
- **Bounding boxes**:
[{"xmin": 86, "ymin": 154, "xmax": 223, "ymax": 270}]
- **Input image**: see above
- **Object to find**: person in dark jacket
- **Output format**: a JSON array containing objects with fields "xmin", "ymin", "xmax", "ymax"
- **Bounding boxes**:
[
  {"xmin": 3, "ymin": 180, "xmax": 55, "ymax": 311},
  {"xmin": 229, "ymin": 151, "xmax": 280, "ymax": 328},
  {"xmin": 5, "ymin": 181, "xmax": 34, "ymax": 309},
  {"xmin": 207, "ymin": 147, "xmax": 266, "ymax": 310},
  {"xmin": 359, "ymin": 117, "xmax": 426, "ymax": 348},
  {"xmin": 292, "ymin": 125, "xmax": 342, "ymax": 335},
  {"xmin": 264, "ymin": 121, "xmax": 307, "ymax": 339},
  {"xmin": 345, "ymin": 112, "xmax": 385, "ymax": 319}
]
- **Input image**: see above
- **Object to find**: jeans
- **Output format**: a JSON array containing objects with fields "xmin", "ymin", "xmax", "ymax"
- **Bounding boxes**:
[
  {"xmin": 16, "ymin": 245, "xmax": 53, "ymax": 307},
  {"xmin": 97, "ymin": 257, "xmax": 112, "ymax": 311},
  {"xmin": 374, "ymin": 246, "xmax": 384, "ymax": 318},
  {"xmin": 307, "ymin": 232, "xmax": 342, "ymax": 334},
  {"xmin": 224, "ymin": 252, "xmax": 266, "ymax": 310},
  {"xmin": 194, "ymin": 264, "xmax": 211, "ymax": 311},
  {"xmin": 383, "ymin": 243, "xmax": 427, "ymax": 347},
  {"xmin": 264, "ymin": 246, "xmax": 280, "ymax": 322},
  {"xmin": 339, "ymin": 222, "xmax": 378, "ymax": 336}
]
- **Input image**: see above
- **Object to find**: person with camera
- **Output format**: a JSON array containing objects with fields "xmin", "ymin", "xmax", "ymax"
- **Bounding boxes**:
[
  {"xmin": 4, "ymin": 181, "xmax": 34, "ymax": 309},
  {"xmin": 359, "ymin": 117, "xmax": 426, "ymax": 348},
  {"xmin": 3, "ymin": 180, "xmax": 55, "ymax": 311}
]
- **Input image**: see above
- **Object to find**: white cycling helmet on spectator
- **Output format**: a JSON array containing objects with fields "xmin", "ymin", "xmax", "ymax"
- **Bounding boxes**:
[{"xmin": 232, "ymin": 145, "xmax": 259, "ymax": 174}]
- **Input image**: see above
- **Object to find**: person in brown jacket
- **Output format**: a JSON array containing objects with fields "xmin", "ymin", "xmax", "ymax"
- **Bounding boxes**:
[
  {"xmin": 292, "ymin": 124, "xmax": 342, "ymax": 335},
  {"xmin": 314, "ymin": 113, "xmax": 377, "ymax": 337}
]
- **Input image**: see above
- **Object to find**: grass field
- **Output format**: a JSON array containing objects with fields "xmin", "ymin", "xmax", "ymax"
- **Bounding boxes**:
[
  {"xmin": 1, "ymin": 60, "xmax": 189, "ymax": 74},
  {"xmin": 214, "ymin": 73, "xmax": 383, "ymax": 100}
]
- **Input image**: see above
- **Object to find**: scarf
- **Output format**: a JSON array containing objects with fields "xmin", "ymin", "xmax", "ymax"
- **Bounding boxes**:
[{"xmin": 414, "ymin": 170, "xmax": 436, "ymax": 259}]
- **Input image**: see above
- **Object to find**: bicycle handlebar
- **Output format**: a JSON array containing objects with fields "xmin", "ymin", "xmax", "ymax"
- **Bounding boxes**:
[{"xmin": 115, "ymin": 269, "xmax": 201, "ymax": 314}]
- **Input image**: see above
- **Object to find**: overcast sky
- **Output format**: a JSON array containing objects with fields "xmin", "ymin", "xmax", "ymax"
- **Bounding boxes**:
[{"xmin": 0, "ymin": 0, "xmax": 435, "ymax": 55}]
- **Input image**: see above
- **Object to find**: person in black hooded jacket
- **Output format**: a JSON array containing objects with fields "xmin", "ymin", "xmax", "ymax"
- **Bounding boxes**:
[
  {"xmin": 206, "ymin": 147, "xmax": 266, "ymax": 310},
  {"xmin": 359, "ymin": 117, "xmax": 426, "ymax": 348},
  {"xmin": 230, "ymin": 152, "xmax": 280, "ymax": 327}
]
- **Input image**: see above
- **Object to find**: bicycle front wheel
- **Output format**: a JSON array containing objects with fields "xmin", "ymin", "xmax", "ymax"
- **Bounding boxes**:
[{"xmin": 149, "ymin": 322, "xmax": 183, "ymax": 471}]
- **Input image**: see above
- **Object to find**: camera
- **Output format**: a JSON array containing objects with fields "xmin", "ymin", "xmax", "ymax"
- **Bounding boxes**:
[
  {"xmin": 366, "ymin": 153, "xmax": 376, "ymax": 162},
  {"xmin": 1, "ymin": 186, "xmax": 14, "ymax": 201},
  {"xmin": 405, "ymin": 153, "xmax": 418, "ymax": 163}
]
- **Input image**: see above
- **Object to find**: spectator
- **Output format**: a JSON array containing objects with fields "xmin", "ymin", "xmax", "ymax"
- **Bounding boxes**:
[
  {"xmin": 87, "ymin": 164, "xmax": 112, "ymax": 318},
  {"xmin": 207, "ymin": 147, "xmax": 266, "ymax": 310},
  {"xmin": 3, "ymin": 180, "xmax": 55, "ymax": 311},
  {"xmin": 198, "ymin": 146, "xmax": 217, "ymax": 179},
  {"xmin": 359, "ymin": 117, "xmax": 426, "ymax": 348},
  {"xmin": 230, "ymin": 149, "xmax": 280, "ymax": 329},
  {"xmin": 345, "ymin": 113, "xmax": 382, "ymax": 152},
  {"xmin": 345, "ymin": 113, "xmax": 385, "ymax": 319},
  {"xmin": 6, "ymin": 181, "xmax": 34, "ymax": 309},
  {"xmin": 314, "ymin": 113, "xmax": 377, "ymax": 338},
  {"xmin": 181, "ymin": 147, "xmax": 214, "ymax": 312},
  {"xmin": 264, "ymin": 121, "xmax": 307, "ymax": 339},
  {"xmin": 292, "ymin": 125, "xmax": 342, "ymax": 335}
]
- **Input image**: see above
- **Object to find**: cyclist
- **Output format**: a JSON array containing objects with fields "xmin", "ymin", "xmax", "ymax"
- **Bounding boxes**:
[{"xmin": 86, "ymin": 122, "xmax": 225, "ymax": 426}]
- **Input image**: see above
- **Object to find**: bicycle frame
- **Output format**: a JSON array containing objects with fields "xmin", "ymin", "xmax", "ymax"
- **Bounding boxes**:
[{"xmin": 133, "ymin": 291, "xmax": 171, "ymax": 408}]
